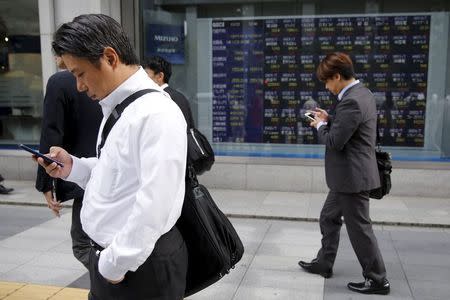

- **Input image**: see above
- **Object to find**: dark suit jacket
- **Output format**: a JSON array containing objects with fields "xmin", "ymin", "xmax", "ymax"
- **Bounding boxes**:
[
  {"xmin": 164, "ymin": 86, "xmax": 195, "ymax": 129},
  {"xmin": 318, "ymin": 82, "xmax": 380, "ymax": 193},
  {"xmin": 35, "ymin": 71, "xmax": 102, "ymax": 201}
]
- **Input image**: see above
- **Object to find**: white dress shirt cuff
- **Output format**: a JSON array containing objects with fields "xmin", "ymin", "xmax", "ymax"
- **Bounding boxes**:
[
  {"xmin": 65, "ymin": 156, "xmax": 95, "ymax": 189},
  {"xmin": 316, "ymin": 121, "xmax": 328, "ymax": 130},
  {"xmin": 98, "ymin": 250, "xmax": 128, "ymax": 281}
]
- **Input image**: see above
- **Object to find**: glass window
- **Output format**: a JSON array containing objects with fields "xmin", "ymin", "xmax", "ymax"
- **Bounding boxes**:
[
  {"xmin": 0, "ymin": 0, "xmax": 42, "ymax": 145},
  {"xmin": 140, "ymin": 0, "xmax": 450, "ymax": 161}
]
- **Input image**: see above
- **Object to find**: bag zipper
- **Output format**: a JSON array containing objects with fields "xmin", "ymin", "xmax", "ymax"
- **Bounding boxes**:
[{"xmin": 190, "ymin": 128, "xmax": 205, "ymax": 155}]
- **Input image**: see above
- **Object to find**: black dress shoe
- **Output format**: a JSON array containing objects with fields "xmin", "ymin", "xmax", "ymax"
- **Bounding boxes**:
[
  {"xmin": 298, "ymin": 260, "xmax": 333, "ymax": 278},
  {"xmin": 348, "ymin": 278, "xmax": 390, "ymax": 295},
  {"xmin": 0, "ymin": 184, "xmax": 13, "ymax": 195}
]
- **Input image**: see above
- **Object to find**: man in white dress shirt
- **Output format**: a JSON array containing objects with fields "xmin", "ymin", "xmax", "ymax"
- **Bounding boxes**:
[{"xmin": 37, "ymin": 14, "xmax": 188, "ymax": 300}]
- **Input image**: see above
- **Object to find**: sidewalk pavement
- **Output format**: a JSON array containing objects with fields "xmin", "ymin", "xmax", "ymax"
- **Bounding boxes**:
[
  {"xmin": 1, "ymin": 180, "xmax": 450, "ymax": 227},
  {"xmin": 0, "ymin": 180, "xmax": 450, "ymax": 300}
]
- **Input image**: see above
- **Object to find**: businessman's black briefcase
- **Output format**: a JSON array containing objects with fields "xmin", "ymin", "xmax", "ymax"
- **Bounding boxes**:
[
  {"xmin": 177, "ymin": 166, "xmax": 244, "ymax": 297},
  {"xmin": 369, "ymin": 149, "xmax": 392, "ymax": 199}
]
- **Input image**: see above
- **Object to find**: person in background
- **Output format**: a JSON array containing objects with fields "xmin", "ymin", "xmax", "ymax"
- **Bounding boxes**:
[
  {"xmin": 35, "ymin": 56, "xmax": 102, "ymax": 268},
  {"xmin": 38, "ymin": 14, "xmax": 188, "ymax": 299},
  {"xmin": 299, "ymin": 52, "xmax": 390, "ymax": 295},
  {"xmin": 142, "ymin": 55, "xmax": 195, "ymax": 129},
  {"xmin": 0, "ymin": 174, "xmax": 13, "ymax": 194}
]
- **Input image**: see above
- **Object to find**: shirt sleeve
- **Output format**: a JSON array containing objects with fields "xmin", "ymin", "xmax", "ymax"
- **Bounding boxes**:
[
  {"xmin": 98, "ymin": 109, "xmax": 187, "ymax": 281},
  {"xmin": 317, "ymin": 98, "xmax": 362, "ymax": 151},
  {"xmin": 65, "ymin": 156, "xmax": 98, "ymax": 189},
  {"xmin": 316, "ymin": 121, "xmax": 328, "ymax": 130}
]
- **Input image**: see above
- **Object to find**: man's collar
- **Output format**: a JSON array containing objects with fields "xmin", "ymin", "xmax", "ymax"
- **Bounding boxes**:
[
  {"xmin": 338, "ymin": 79, "xmax": 360, "ymax": 101},
  {"xmin": 99, "ymin": 67, "xmax": 160, "ymax": 116},
  {"xmin": 161, "ymin": 83, "xmax": 169, "ymax": 90}
]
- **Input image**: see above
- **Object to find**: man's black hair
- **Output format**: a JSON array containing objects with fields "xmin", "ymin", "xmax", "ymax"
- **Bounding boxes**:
[
  {"xmin": 52, "ymin": 14, "xmax": 138, "ymax": 66},
  {"xmin": 142, "ymin": 55, "xmax": 172, "ymax": 83}
]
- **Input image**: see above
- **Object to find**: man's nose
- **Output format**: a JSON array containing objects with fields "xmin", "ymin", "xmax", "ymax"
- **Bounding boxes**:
[{"xmin": 76, "ymin": 80, "xmax": 87, "ymax": 92}]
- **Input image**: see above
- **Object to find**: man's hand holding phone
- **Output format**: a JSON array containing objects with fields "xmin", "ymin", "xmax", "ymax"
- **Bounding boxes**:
[
  {"xmin": 34, "ymin": 146, "xmax": 73, "ymax": 179},
  {"xmin": 313, "ymin": 108, "xmax": 329, "ymax": 122},
  {"xmin": 305, "ymin": 108, "xmax": 329, "ymax": 128}
]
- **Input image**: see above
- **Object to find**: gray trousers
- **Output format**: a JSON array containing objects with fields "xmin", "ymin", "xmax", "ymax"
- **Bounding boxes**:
[
  {"xmin": 316, "ymin": 190, "xmax": 387, "ymax": 283},
  {"xmin": 71, "ymin": 197, "xmax": 90, "ymax": 269}
]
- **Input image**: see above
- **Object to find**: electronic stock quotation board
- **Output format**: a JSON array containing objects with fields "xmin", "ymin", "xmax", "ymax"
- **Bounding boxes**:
[{"xmin": 212, "ymin": 15, "xmax": 430, "ymax": 146}]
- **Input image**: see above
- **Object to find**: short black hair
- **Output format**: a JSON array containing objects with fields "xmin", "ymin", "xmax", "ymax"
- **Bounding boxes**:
[
  {"xmin": 52, "ymin": 14, "xmax": 138, "ymax": 66},
  {"xmin": 142, "ymin": 55, "xmax": 172, "ymax": 83}
]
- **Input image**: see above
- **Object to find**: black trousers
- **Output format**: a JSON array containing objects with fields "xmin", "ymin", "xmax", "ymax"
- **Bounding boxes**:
[
  {"xmin": 316, "ymin": 190, "xmax": 387, "ymax": 284},
  {"xmin": 88, "ymin": 226, "xmax": 188, "ymax": 300},
  {"xmin": 71, "ymin": 197, "xmax": 90, "ymax": 269}
]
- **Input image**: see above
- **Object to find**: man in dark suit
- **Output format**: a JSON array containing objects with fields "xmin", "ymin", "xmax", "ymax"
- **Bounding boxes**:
[
  {"xmin": 298, "ymin": 52, "xmax": 390, "ymax": 295},
  {"xmin": 35, "ymin": 59, "xmax": 102, "ymax": 268},
  {"xmin": 142, "ymin": 55, "xmax": 195, "ymax": 129}
]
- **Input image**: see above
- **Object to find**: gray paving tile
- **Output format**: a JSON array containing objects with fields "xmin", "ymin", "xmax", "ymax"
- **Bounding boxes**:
[
  {"xmin": 231, "ymin": 219, "xmax": 270, "ymax": 244},
  {"xmin": 250, "ymin": 254, "xmax": 307, "ymax": 273},
  {"xmin": 393, "ymin": 239, "xmax": 450, "ymax": 255},
  {"xmin": 263, "ymin": 229, "xmax": 322, "ymax": 246},
  {"xmin": 409, "ymin": 280, "xmax": 450, "ymax": 300},
  {"xmin": 0, "ymin": 235, "xmax": 67, "ymax": 251},
  {"xmin": 397, "ymin": 251, "xmax": 450, "ymax": 268},
  {"xmin": 68, "ymin": 272, "xmax": 90, "ymax": 289},
  {"xmin": 0, "ymin": 205, "xmax": 56, "ymax": 239},
  {"xmin": 0, "ymin": 263, "xmax": 19, "ymax": 275},
  {"xmin": 51, "ymin": 240, "xmax": 75, "ymax": 254},
  {"xmin": 233, "ymin": 285, "xmax": 323, "ymax": 300},
  {"xmin": 383, "ymin": 225, "xmax": 444, "ymax": 233},
  {"xmin": 0, "ymin": 265, "xmax": 86, "ymax": 286},
  {"xmin": 263, "ymin": 191, "xmax": 311, "ymax": 207},
  {"xmin": 241, "ymin": 268, "xmax": 323, "ymax": 291},
  {"xmin": 389, "ymin": 230, "xmax": 449, "ymax": 242},
  {"xmin": 186, "ymin": 282, "xmax": 237, "ymax": 300},
  {"xmin": 0, "ymin": 246, "xmax": 41, "ymax": 265},
  {"xmin": 270, "ymin": 220, "xmax": 319, "ymax": 231},
  {"xmin": 257, "ymin": 242, "xmax": 319, "ymax": 258},
  {"xmin": 27, "ymin": 251, "xmax": 85, "ymax": 270},
  {"xmin": 336, "ymin": 248, "xmax": 400, "ymax": 264},
  {"xmin": 403, "ymin": 264, "xmax": 450, "ymax": 282}
]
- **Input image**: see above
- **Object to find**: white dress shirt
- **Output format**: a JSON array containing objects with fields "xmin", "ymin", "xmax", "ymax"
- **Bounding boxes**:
[{"xmin": 66, "ymin": 67, "xmax": 187, "ymax": 281}]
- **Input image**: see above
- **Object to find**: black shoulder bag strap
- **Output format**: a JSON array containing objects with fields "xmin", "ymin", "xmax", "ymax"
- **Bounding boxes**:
[
  {"xmin": 97, "ymin": 89, "xmax": 159, "ymax": 158},
  {"xmin": 376, "ymin": 114, "xmax": 382, "ymax": 151}
]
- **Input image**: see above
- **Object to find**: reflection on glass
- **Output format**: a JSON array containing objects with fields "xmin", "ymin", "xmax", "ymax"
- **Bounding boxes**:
[{"xmin": 0, "ymin": 0, "xmax": 42, "ymax": 144}]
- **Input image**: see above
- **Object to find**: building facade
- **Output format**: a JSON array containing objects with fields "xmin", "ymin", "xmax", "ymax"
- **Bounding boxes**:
[{"xmin": 1, "ymin": 0, "xmax": 450, "ymax": 197}]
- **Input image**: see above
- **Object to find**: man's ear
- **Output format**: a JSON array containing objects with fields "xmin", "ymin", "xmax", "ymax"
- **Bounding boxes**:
[
  {"xmin": 158, "ymin": 72, "xmax": 165, "ymax": 83},
  {"xmin": 334, "ymin": 73, "xmax": 341, "ymax": 81},
  {"xmin": 103, "ymin": 47, "xmax": 119, "ymax": 67}
]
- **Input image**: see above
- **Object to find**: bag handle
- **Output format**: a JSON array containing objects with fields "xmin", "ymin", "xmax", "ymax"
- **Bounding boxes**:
[
  {"xmin": 376, "ymin": 113, "xmax": 382, "ymax": 151},
  {"xmin": 97, "ymin": 89, "xmax": 159, "ymax": 157},
  {"xmin": 187, "ymin": 164, "xmax": 199, "ymax": 188}
]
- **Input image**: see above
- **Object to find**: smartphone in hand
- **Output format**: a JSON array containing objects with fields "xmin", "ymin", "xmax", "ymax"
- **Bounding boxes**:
[
  {"xmin": 18, "ymin": 144, "xmax": 64, "ymax": 167},
  {"xmin": 304, "ymin": 111, "xmax": 316, "ymax": 122}
]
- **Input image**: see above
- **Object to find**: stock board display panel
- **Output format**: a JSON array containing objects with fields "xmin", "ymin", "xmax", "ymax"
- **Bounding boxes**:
[{"xmin": 212, "ymin": 15, "xmax": 430, "ymax": 146}]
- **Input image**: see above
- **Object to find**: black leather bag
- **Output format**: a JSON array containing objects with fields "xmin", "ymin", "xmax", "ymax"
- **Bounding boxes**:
[
  {"xmin": 177, "ymin": 166, "xmax": 244, "ymax": 297},
  {"xmin": 369, "ymin": 122, "xmax": 393, "ymax": 199},
  {"xmin": 187, "ymin": 127, "xmax": 215, "ymax": 175},
  {"xmin": 369, "ymin": 149, "xmax": 392, "ymax": 199}
]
